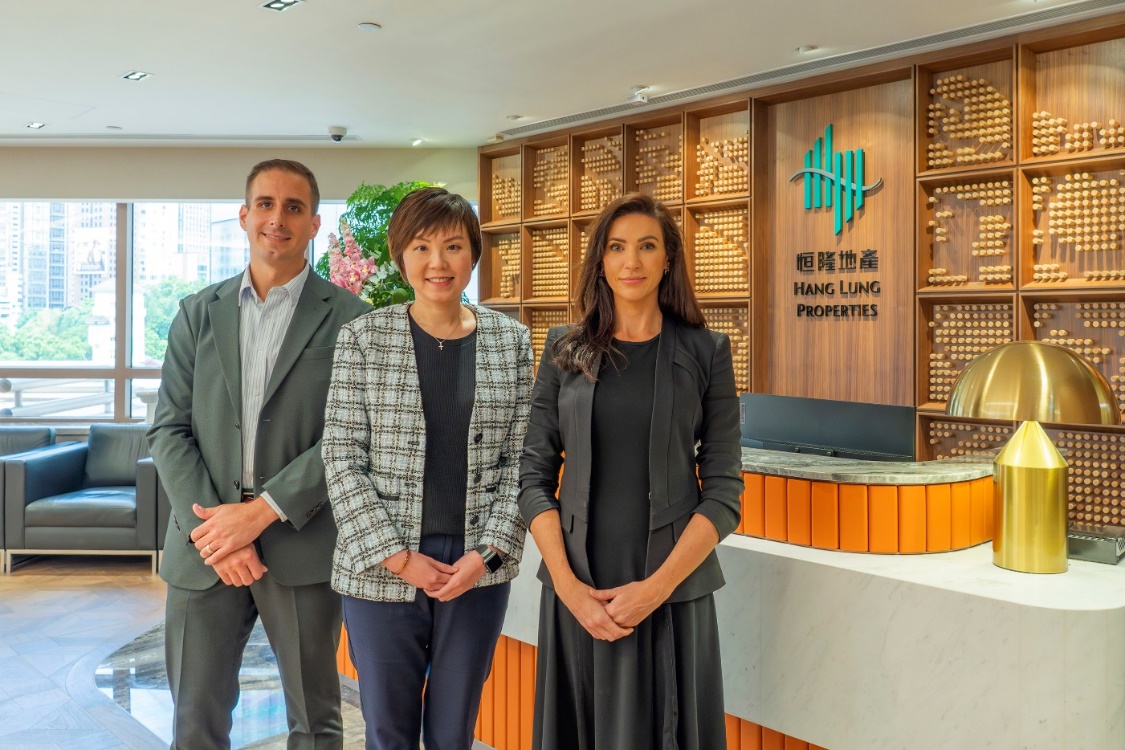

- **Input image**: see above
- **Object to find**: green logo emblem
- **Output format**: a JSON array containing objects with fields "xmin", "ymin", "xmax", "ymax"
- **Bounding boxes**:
[{"xmin": 789, "ymin": 124, "xmax": 882, "ymax": 235}]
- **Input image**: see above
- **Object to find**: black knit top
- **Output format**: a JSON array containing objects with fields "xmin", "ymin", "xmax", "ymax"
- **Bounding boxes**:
[{"xmin": 409, "ymin": 312, "xmax": 477, "ymax": 537}]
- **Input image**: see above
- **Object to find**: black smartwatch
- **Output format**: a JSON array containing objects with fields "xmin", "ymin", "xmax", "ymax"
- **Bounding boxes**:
[{"xmin": 475, "ymin": 544, "xmax": 504, "ymax": 573}]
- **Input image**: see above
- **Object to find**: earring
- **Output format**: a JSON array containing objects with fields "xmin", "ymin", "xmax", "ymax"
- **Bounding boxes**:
[{"xmin": 663, "ymin": 268, "xmax": 669, "ymax": 275}]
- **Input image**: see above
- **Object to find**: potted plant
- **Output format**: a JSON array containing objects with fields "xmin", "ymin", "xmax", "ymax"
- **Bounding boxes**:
[{"xmin": 315, "ymin": 180, "xmax": 438, "ymax": 307}]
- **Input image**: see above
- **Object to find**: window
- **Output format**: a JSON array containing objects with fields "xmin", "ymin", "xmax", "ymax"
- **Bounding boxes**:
[
  {"xmin": 0, "ymin": 202, "xmax": 117, "ymax": 367},
  {"xmin": 0, "ymin": 200, "xmax": 345, "ymax": 422}
]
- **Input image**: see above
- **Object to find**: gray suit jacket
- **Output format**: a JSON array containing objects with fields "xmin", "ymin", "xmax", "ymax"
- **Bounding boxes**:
[
  {"xmin": 518, "ymin": 315, "xmax": 743, "ymax": 603},
  {"xmin": 149, "ymin": 270, "xmax": 371, "ymax": 590},
  {"xmin": 324, "ymin": 303, "xmax": 533, "ymax": 603}
]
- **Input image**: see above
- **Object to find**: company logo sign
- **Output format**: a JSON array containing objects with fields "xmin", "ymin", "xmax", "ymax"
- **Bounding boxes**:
[{"xmin": 789, "ymin": 124, "xmax": 882, "ymax": 235}]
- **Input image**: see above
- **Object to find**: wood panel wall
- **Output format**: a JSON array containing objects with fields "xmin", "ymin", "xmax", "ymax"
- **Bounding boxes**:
[{"xmin": 763, "ymin": 79, "xmax": 916, "ymax": 405}]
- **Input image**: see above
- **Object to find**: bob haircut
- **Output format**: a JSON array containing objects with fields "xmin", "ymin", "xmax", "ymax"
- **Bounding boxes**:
[{"xmin": 387, "ymin": 187, "xmax": 482, "ymax": 280}]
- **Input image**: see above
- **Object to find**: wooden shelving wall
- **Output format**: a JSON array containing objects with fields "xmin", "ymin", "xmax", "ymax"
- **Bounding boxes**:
[{"xmin": 478, "ymin": 14, "xmax": 1125, "ymax": 527}]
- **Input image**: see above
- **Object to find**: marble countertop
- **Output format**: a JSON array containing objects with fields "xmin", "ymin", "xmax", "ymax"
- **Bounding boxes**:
[
  {"xmin": 722, "ymin": 533, "xmax": 1125, "ymax": 611},
  {"xmin": 741, "ymin": 446, "xmax": 993, "ymax": 484}
]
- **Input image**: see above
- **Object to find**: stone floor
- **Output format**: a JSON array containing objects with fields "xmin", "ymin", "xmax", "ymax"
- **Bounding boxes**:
[
  {"xmin": 0, "ymin": 554, "xmax": 489, "ymax": 750},
  {"xmin": 0, "ymin": 555, "xmax": 166, "ymax": 749}
]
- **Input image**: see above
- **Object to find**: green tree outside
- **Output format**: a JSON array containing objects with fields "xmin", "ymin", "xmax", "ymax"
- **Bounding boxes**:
[
  {"xmin": 144, "ymin": 277, "xmax": 206, "ymax": 361},
  {"xmin": 0, "ymin": 299, "xmax": 94, "ymax": 361}
]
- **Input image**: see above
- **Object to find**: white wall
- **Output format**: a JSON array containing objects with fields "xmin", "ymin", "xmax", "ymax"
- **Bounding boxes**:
[{"xmin": 0, "ymin": 146, "xmax": 478, "ymax": 202}]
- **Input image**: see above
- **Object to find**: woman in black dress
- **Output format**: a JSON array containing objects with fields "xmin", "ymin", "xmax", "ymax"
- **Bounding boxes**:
[{"xmin": 519, "ymin": 192, "xmax": 743, "ymax": 749}]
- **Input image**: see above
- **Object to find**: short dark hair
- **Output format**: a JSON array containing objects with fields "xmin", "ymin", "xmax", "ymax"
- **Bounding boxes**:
[
  {"xmin": 244, "ymin": 159, "xmax": 320, "ymax": 214},
  {"xmin": 387, "ymin": 187, "xmax": 482, "ymax": 279}
]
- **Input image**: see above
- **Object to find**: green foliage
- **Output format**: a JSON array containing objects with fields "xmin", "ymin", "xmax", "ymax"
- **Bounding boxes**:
[
  {"xmin": 0, "ymin": 298, "xmax": 95, "ymax": 361},
  {"xmin": 314, "ymin": 180, "xmax": 437, "ymax": 308},
  {"xmin": 144, "ymin": 277, "xmax": 207, "ymax": 361}
]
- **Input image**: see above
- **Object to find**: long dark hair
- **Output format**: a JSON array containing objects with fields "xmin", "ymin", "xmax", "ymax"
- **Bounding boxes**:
[{"xmin": 553, "ymin": 192, "xmax": 705, "ymax": 381}]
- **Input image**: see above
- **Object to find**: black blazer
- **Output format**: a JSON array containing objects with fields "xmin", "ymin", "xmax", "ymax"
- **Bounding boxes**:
[{"xmin": 518, "ymin": 315, "xmax": 742, "ymax": 603}]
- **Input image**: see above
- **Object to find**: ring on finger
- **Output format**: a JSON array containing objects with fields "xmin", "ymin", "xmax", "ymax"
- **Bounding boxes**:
[{"xmin": 205, "ymin": 543, "xmax": 213, "ymax": 556}]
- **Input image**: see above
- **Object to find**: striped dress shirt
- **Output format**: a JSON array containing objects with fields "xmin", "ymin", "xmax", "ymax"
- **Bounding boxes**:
[{"xmin": 238, "ymin": 263, "xmax": 310, "ymax": 521}]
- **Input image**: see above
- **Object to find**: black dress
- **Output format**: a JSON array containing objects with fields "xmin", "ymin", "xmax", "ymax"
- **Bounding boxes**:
[{"xmin": 533, "ymin": 337, "xmax": 727, "ymax": 750}]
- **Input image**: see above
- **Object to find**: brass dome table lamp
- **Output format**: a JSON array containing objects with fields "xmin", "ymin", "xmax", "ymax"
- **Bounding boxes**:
[{"xmin": 946, "ymin": 341, "xmax": 1119, "ymax": 573}]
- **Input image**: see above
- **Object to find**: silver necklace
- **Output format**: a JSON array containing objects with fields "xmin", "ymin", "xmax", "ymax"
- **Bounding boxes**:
[{"xmin": 415, "ymin": 308, "xmax": 464, "ymax": 351}]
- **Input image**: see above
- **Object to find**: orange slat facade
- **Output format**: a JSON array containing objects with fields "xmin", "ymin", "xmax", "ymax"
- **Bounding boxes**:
[{"xmin": 465, "ymin": 636, "xmax": 827, "ymax": 750}]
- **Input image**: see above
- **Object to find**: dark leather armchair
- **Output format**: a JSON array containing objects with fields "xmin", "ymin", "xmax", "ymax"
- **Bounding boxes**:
[
  {"xmin": 0, "ymin": 427, "xmax": 59, "ymax": 573},
  {"xmin": 135, "ymin": 458, "xmax": 169, "ymax": 568},
  {"xmin": 4, "ymin": 424, "xmax": 157, "ymax": 573}
]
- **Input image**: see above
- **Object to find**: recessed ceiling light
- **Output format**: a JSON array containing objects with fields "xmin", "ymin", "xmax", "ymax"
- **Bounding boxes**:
[
  {"xmin": 357, "ymin": 22, "xmax": 382, "ymax": 32},
  {"xmin": 261, "ymin": 0, "xmax": 302, "ymax": 11},
  {"xmin": 26, "ymin": 122, "xmax": 45, "ymax": 129},
  {"xmin": 106, "ymin": 125, "xmax": 123, "ymax": 130},
  {"xmin": 507, "ymin": 115, "xmax": 524, "ymax": 121},
  {"xmin": 412, "ymin": 138, "xmax": 424, "ymax": 147},
  {"xmin": 122, "ymin": 70, "xmax": 152, "ymax": 81},
  {"xmin": 795, "ymin": 45, "xmax": 819, "ymax": 54}
]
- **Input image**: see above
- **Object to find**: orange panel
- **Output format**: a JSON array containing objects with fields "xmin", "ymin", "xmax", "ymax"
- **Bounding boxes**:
[
  {"xmin": 736, "ymin": 478, "xmax": 746, "ymax": 534},
  {"xmin": 507, "ymin": 638, "xmax": 521, "ymax": 747},
  {"xmin": 494, "ymin": 639, "xmax": 508, "ymax": 747},
  {"xmin": 480, "ymin": 649, "xmax": 495, "ymax": 745},
  {"xmin": 726, "ymin": 714, "xmax": 741, "ymax": 750},
  {"xmin": 521, "ymin": 643, "xmax": 536, "ymax": 750},
  {"xmin": 765, "ymin": 476, "xmax": 788, "ymax": 541},
  {"xmin": 899, "ymin": 486, "xmax": 927, "ymax": 553},
  {"xmin": 951, "ymin": 481, "xmax": 972, "ymax": 549},
  {"xmin": 811, "ymin": 746, "xmax": 829, "ymax": 750},
  {"xmin": 926, "ymin": 484, "xmax": 952, "ymax": 552},
  {"xmin": 337, "ymin": 625, "xmax": 358, "ymax": 680},
  {"xmin": 787, "ymin": 479, "xmax": 812, "ymax": 546},
  {"xmin": 743, "ymin": 473, "xmax": 766, "ymax": 537},
  {"xmin": 970, "ymin": 477, "xmax": 992, "ymax": 545},
  {"xmin": 784, "ymin": 739, "xmax": 810, "ymax": 750},
  {"xmin": 762, "ymin": 728, "xmax": 785, "ymax": 750},
  {"xmin": 839, "ymin": 484, "xmax": 869, "ymax": 552},
  {"xmin": 868, "ymin": 485, "xmax": 899, "ymax": 553},
  {"xmin": 810, "ymin": 482, "xmax": 840, "ymax": 549},
  {"xmin": 740, "ymin": 721, "xmax": 763, "ymax": 750},
  {"xmin": 985, "ymin": 475, "xmax": 996, "ymax": 538}
]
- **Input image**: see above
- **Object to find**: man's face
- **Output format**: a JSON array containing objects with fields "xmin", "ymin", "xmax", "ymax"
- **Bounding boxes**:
[{"xmin": 239, "ymin": 169, "xmax": 320, "ymax": 269}]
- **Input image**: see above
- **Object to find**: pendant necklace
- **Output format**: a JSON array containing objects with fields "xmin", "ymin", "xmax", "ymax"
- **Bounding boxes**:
[{"xmin": 417, "ymin": 307, "xmax": 463, "ymax": 351}]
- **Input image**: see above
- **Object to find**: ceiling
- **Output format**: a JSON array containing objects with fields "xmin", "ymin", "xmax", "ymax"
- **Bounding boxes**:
[{"xmin": 0, "ymin": 0, "xmax": 1121, "ymax": 148}]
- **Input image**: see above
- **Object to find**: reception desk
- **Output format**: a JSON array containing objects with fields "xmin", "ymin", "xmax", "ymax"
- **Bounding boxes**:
[{"xmin": 341, "ymin": 451, "xmax": 1125, "ymax": 749}]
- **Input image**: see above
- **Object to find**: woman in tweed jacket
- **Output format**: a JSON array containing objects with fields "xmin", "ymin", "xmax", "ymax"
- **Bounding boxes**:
[{"xmin": 322, "ymin": 188, "xmax": 533, "ymax": 750}]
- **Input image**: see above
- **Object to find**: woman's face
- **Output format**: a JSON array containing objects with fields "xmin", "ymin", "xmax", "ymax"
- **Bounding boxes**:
[
  {"xmin": 400, "ymin": 222, "xmax": 474, "ymax": 306},
  {"xmin": 601, "ymin": 213, "xmax": 668, "ymax": 309}
]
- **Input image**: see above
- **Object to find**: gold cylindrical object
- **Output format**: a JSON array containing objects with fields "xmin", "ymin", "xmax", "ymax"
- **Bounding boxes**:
[
  {"xmin": 992, "ymin": 420, "xmax": 1069, "ymax": 573},
  {"xmin": 946, "ymin": 342, "xmax": 1121, "ymax": 573}
]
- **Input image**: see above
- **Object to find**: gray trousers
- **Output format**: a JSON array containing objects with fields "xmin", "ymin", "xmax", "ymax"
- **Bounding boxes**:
[{"xmin": 164, "ymin": 573, "xmax": 343, "ymax": 750}]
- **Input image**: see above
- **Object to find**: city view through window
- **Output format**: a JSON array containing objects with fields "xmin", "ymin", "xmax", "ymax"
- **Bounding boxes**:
[{"xmin": 0, "ymin": 201, "xmax": 345, "ymax": 420}]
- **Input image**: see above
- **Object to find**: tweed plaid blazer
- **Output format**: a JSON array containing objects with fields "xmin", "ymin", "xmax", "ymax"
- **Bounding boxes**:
[{"xmin": 323, "ymin": 302, "xmax": 533, "ymax": 602}]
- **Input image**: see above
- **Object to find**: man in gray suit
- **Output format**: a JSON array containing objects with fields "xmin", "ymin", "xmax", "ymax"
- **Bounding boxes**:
[{"xmin": 149, "ymin": 159, "xmax": 370, "ymax": 749}]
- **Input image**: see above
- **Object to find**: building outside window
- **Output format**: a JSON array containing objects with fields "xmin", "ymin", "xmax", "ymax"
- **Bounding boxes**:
[{"xmin": 0, "ymin": 200, "xmax": 345, "ymax": 421}]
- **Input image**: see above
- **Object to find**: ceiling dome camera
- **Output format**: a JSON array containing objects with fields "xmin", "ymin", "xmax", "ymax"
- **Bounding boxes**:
[{"xmin": 328, "ymin": 125, "xmax": 347, "ymax": 143}]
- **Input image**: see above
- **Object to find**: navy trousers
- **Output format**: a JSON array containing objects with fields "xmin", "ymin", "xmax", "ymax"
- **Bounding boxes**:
[{"xmin": 342, "ymin": 534, "xmax": 511, "ymax": 750}]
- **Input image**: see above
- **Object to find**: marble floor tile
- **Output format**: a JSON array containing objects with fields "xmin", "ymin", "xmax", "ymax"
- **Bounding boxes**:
[
  {"xmin": 0, "ymin": 555, "xmax": 499, "ymax": 750},
  {"xmin": 12, "ymin": 685, "xmax": 71, "ymax": 712},
  {"xmin": 0, "ymin": 739, "xmax": 63, "ymax": 750},
  {"xmin": 32, "ymin": 702, "xmax": 103, "ymax": 731},
  {"xmin": 0, "ymin": 556, "xmax": 165, "ymax": 748}
]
